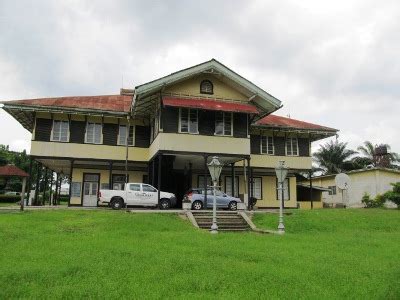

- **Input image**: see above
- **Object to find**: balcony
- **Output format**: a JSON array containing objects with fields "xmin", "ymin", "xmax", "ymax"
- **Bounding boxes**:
[
  {"xmin": 30, "ymin": 141, "xmax": 149, "ymax": 161},
  {"xmin": 250, "ymin": 154, "xmax": 312, "ymax": 170},
  {"xmin": 149, "ymin": 133, "xmax": 250, "ymax": 158}
]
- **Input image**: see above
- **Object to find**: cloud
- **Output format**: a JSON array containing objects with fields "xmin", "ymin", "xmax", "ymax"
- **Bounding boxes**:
[{"xmin": 0, "ymin": 0, "xmax": 399, "ymax": 155}]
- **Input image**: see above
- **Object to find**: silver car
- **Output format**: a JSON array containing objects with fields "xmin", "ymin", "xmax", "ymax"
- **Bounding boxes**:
[{"xmin": 183, "ymin": 188, "xmax": 242, "ymax": 210}]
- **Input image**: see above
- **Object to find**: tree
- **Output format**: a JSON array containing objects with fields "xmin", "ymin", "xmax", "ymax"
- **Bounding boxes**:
[
  {"xmin": 313, "ymin": 140, "xmax": 357, "ymax": 175},
  {"xmin": 357, "ymin": 141, "xmax": 400, "ymax": 168}
]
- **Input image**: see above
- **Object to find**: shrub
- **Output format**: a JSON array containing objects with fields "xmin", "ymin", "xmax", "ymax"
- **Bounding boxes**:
[
  {"xmin": 0, "ymin": 195, "xmax": 21, "ymax": 203},
  {"xmin": 385, "ymin": 182, "xmax": 400, "ymax": 207},
  {"xmin": 362, "ymin": 193, "xmax": 385, "ymax": 208}
]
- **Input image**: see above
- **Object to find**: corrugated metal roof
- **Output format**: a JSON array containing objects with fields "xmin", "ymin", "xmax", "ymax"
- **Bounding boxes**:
[
  {"xmin": 1, "ymin": 95, "xmax": 132, "ymax": 113},
  {"xmin": 0, "ymin": 165, "xmax": 29, "ymax": 177},
  {"xmin": 162, "ymin": 96, "xmax": 259, "ymax": 114},
  {"xmin": 255, "ymin": 114, "xmax": 337, "ymax": 132}
]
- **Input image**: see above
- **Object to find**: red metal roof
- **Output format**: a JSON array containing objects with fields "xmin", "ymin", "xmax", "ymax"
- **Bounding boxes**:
[
  {"xmin": 0, "ymin": 165, "xmax": 29, "ymax": 177},
  {"xmin": 255, "ymin": 114, "xmax": 337, "ymax": 132},
  {"xmin": 2, "ymin": 95, "xmax": 132, "ymax": 113},
  {"xmin": 162, "ymin": 96, "xmax": 259, "ymax": 114}
]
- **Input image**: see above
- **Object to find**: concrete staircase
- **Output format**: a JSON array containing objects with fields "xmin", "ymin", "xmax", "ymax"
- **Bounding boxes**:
[{"xmin": 191, "ymin": 211, "xmax": 251, "ymax": 232}]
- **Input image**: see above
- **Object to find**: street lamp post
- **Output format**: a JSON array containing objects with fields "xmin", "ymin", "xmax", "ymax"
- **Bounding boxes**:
[
  {"xmin": 207, "ymin": 156, "xmax": 223, "ymax": 234},
  {"xmin": 275, "ymin": 160, "xmax": 288, "ymax": 234}
]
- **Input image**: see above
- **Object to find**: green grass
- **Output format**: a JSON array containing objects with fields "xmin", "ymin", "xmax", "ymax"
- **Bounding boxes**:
[{"xmin": 0, "ymin": 209, "xmax": 399, "ymax": 299}]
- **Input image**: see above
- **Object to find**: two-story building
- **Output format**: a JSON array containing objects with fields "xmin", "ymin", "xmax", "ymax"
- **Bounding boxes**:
[{"xmin": 1, "ymin": 59, "xmax": 337, "ymax": 208}]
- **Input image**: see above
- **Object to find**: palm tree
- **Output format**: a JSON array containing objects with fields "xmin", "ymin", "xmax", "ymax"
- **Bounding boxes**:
[
  {"xmin": 313, "ymin": 140, "xmax": 357, "ymax": 174},
  {"xmin": 357, "ymin": 141, "xmax": 400, "ymax": 168}
]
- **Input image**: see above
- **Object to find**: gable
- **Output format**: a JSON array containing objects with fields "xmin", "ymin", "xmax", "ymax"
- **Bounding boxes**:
[
  {"xmin": 164, "ymin": 74, "xmax": 249, "ymax": 102},
  {"xmin": 133, "ymin": 59, "xmax": 282, "ymax": 116}
]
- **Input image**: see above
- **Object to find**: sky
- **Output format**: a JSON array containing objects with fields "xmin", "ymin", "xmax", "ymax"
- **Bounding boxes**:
[{"xmin": 0, "ymin": 0, "xmax": 399, "ymax": 155}]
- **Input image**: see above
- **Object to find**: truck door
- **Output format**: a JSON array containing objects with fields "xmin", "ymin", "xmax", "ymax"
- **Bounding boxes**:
[
  {"xmin": 141, "ymin": 184, "xmax": 158, "ymax": 206},
  {"xmin": 126, "ymin": 183, "xmax": 142, "ymax": 206}
]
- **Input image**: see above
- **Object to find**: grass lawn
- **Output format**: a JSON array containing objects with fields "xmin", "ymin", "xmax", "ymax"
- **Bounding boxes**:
[{"xmin": 0, "ymin": 209, "xmax": 399, "ymax": 299}]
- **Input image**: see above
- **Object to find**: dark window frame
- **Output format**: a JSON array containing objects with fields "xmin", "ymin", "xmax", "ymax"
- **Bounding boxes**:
[{"xmin": 200, "ymin": 80, "xmax": 214, "ymax": 94}]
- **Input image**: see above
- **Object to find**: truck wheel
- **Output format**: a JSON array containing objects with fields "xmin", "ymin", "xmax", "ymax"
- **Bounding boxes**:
[
  {"xmin": 111, "ymin": 198, "xmax": 124, "ymax": 210},
  {"xmin": 228, "ymin": 201, "xmax": 237, "ymax": 211},
  {"xmin": 192, "ymin": 200, "xmax": 203, "ymax": 210},
  {"xmin": 159, "ymin": 199, "xmax": 170, "ymax": 210}
]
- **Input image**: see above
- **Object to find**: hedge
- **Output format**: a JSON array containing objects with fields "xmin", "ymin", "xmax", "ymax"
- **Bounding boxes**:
[{"xmin": 0, "ymin": 195, "xmax": 21, "ymax": 203}]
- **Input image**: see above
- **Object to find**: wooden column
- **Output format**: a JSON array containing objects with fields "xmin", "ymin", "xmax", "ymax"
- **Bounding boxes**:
[
  {"xmin": 20, "ymin": 177, "xmax": 27, "ymax": 211},
  {"xmin": 68, "ymin": 160, "xmax": 74, "ymax": 206},
  {"xmin": 203, "ymin": 155, "xmax": 208, "ymax": 209},
  {"xmin": 247, "ymin": 158, "xmax": 251, "ymax": 210},
  {"xmin": 231, "ymin": 163, "xmax": 235, "ymax": 197},
  {"xmin": 157, "ymin": 153, "xmax": 162, "ymax": 203},
  {"xmin": 34, "ymin": 163, "xmax": 41, "ymax": 206},
  {"xmin": 26, "ymin": 157, "xmax": 33, "ymax": 206},
  {"xmin": 49, "ymin": 171, "xmax": 53, "ymax": 205},
  {"xmin": 309, "ymin": 170, "xmax": 313, "ymax": 209},
  {"xmin": 42, "ymin": 167, "xmax": 48, "ymax": 205},
  {"xmin": 54, "ymin": 173, "xmax": 58, "ymax": 206},
  {"xmin": 108, "ymin": 161, "xmax": 113, "ymax": 189}
]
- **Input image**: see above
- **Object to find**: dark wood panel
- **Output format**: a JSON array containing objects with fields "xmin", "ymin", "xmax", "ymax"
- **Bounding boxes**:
[
  {"xmin": 70, "ymin": 121, "xmax": 86, "ymax": 144},
  {"xmin": 274, "ymin": 137, "xmax": 286, "ymax": 156},
  {"xmin": 233, "ymin": 113, "xmax": 247, "ymax": 138},
  {"xmin": 135, "ymin": 125, "xmax": 150, "ymax": 147},
  {"xmin": 298, "ymin": 138, "xmax": 310, "ymax": 156},
  {"xmin": 35, "ymin": 118, "xmax": 52, "ymax": 141},
  {"xmin": 162, "ymin": 106, "xmax": 179, "ymax": 133},
  {"xmin": 103, "ymin": 123, "xmax": 118, "ymax": 146},
  {"xmin": 198, "ymin": 110, "xmax": 215, "ymax": 136},
  {"xmin": 250, "ymin": 135, "xmax": 260, "ymax": 154}
]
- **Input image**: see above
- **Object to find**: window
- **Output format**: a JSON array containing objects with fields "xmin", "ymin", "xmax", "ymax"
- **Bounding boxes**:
[
  {"xmin": 179, "ymin": 108, "xmax": 198, "ymax": 134},
  {"xmin": 215, "ymin": 112, "xmax": 233, "ymax": 136},
  {"xmin": 276, "ymin": 178, "xmax": 290, "ymax": 201},
  {"xmin": 225, "ymin": 176, "xmax": 239, "ymax": 197},
  {"xmin": 286, "ymin": 137, "xmax": 298, "ymax": 156},
  {"xmin": 261, "ymin": 136, "xmax": 274, "ymax": 155},
  {"xmin": 118, "ymin": 125, "xmax": 134, "ymax": 146},
  {"xmin": 129, "ymin": 184, "xmax": 141, "ymax": 191},
  {"xmin": 251, "ymin": 177, "xmax": 262, "ymax": 199},
  {"xmin": 85, "ymin": 122, "xmax": 102, "ymax": 144},
  {"xmin": 328, "ymin": 186, "xmax": 337, "ymax": 195},
  {"xmin": 198, "ymin": 175, "xmax": 212, "ymax": 188},
  {"xmin": 142, "ymin": 184, "xmax": 157, "ymax": 192},
  {"xmin": 84, "ymin": 174, "xmax": 99, "ymax": 182},
  {"xmin": 112, "ymin": 174, "xmax": 126, "ymax": 190},
  {"xmin": 51, "ymin": 120, "xmax": 69, "ymax": 142},
  {"xmin": 200, "ymin": 80, "xmax": 213, "ymax": 94}
]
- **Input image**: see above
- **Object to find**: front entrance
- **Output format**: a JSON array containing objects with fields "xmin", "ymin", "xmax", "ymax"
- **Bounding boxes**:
[{"xmin": 82, "ymin": 173, "xmax": 99, "ymax": 207}]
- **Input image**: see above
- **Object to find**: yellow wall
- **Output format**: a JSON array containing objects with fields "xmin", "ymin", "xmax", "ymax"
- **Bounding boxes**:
[
  {"xmin": 250, "ymin": 154, "xmax": 312, "ymax": 170},
  {"xmin": 31, "ymin": 141, "xmax": 149, "ymax": 161},
  {"xmin": 70, "ymin": 168, "xmax": 147, "ymax": 205},
  {"xmin": 164, "ymin": 74, "xmax": 248, "ymax": 101},
  {"xmin": 149, "ymin": 133, "xmax": 250, "ymax": 159},
  {"xmin": 298, "ymin": 201, "xmax": 323, "ymax": 209},
  {"xmin": 190, "ymin": 173, "xmax": 298, "ymax": 208}
]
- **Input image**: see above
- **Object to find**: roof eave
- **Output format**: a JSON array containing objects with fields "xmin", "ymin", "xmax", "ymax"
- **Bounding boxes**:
[{"xmin": 2, "ymin": 103, "xmax": 129, "ymax": 116}]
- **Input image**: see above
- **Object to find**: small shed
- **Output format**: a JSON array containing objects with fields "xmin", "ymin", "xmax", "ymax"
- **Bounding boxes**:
[{"xmin": 0, "ymin": 164, "xmax": 29, "ymax": 210}]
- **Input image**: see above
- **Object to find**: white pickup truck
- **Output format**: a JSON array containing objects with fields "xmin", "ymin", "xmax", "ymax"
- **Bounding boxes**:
[{"xmin": 98, "ymin": 183, "xmax": 177, "ymax": 210}]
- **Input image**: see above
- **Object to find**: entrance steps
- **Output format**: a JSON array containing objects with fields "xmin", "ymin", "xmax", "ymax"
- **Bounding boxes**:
[{"xmin": 191, "ymin": 211, "xmax": 251, "ymax": 232}]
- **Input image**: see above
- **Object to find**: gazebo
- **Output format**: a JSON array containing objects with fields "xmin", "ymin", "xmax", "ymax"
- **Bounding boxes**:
[{"xmin": 0, "ymin": 164, "xmax": 29, "ymax": 211}]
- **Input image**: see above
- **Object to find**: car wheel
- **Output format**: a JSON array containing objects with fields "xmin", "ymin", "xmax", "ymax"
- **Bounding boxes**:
[
  {"xmin": 192, "ymin": 200, "xmax": 203, "ymax": 210},
  {"xmin": 159, "ymin": 199, "xmax": 170, "ymax": 210},
  {"xmin": 111, "ymin": 198, "xmax": 124, "ymax": 210},
  {"xmin": 228, "ymin": 201, "xmax": 237, "ymax": 211}
]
